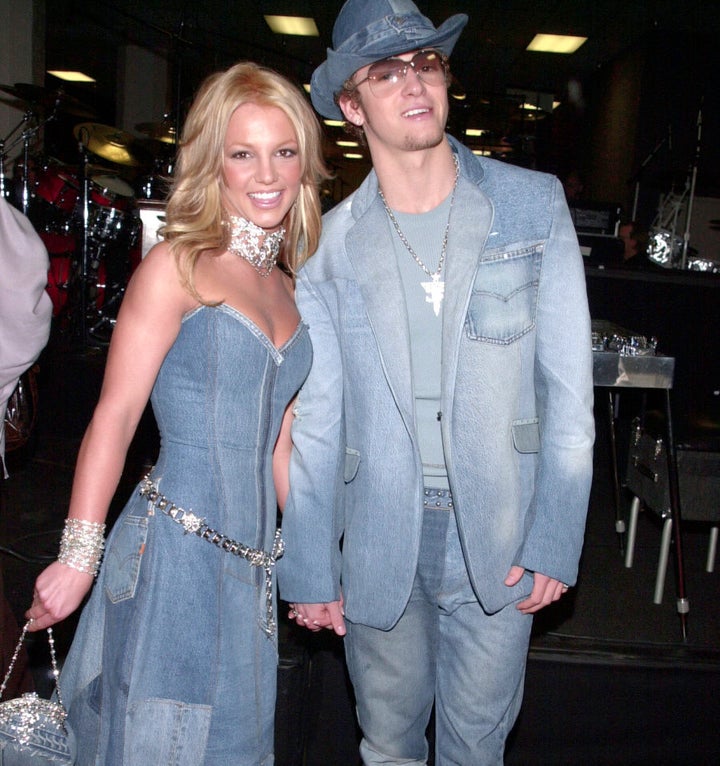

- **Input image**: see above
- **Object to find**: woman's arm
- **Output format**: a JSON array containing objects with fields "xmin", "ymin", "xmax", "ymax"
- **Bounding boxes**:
[{"xmin": 26, "ymin": 243, "xmax": 195, "ymax": 630}]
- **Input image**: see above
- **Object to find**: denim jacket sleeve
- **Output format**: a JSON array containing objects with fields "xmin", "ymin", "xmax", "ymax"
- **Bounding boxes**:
[
  {"xmin": 276, "ymin": 268, "xmax": 345, "ymax": 604},
  {"xmin": 514, "ymin": 178, "xmax": 595, "ymax": 584}
]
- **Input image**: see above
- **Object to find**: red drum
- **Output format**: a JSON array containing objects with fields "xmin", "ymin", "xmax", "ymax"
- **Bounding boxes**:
[
  {"xmin": 35, "ymin": 164, "xmax": 79, "ymax": 213},
  {"xmin": 46, "ymin": 256, "xmax": 106, "ymax": 317},
  {"xmin": 38, "ymin": 230, "xmax": 76, "ymax": 256}
]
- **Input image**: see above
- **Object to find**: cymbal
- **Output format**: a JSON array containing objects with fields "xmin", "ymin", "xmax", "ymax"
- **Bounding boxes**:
[
  {"xmin": 135, "ymin": 121, "xmax": 177, "ymax": 145},
  {"xmin": 74, "ymin": 122, "xmax": 151, "ymax": 167},
  {"xmin": 0, "ymin": 82, "xmax": 95, "ymax": 117}
]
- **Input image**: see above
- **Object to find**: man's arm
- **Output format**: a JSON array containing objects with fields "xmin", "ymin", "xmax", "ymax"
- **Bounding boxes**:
[
  {"xmin": 277, "ymin": 269, "xmax": 346, "ymax": 605},
  {"xmin": 513, "ymin": 177, "xmax": 595, "ymax": 591}
]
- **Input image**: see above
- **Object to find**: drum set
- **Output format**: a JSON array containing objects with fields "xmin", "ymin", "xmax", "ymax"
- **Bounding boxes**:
[{"xmin": 0, "ymin": 82, "xmax": 174, "ymax": 344}]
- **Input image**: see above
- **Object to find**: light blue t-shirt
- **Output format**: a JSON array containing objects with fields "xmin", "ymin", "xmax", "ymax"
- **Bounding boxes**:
[{"xmin": 386, "ymin": 193, "xmax": 453, "ymax": 489}]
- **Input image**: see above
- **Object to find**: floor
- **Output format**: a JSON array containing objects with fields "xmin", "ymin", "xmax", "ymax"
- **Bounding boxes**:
[{"xmin": 2, "ymin": 328, "xmax": 719, "ymax": 765}]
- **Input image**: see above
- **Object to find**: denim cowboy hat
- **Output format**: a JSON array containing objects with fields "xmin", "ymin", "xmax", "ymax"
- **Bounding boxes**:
[{"xmin": 311, "ymin": 0, "xmax": 468, "ymax": 120}]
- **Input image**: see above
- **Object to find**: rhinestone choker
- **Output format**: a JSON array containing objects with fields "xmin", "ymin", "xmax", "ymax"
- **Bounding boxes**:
[{"xmin": 225, "ymin": 215, "xmax": 285, "ymax": 277}]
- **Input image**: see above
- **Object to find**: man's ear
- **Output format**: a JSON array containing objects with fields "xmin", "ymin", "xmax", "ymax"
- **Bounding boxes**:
[{"xmin": 338, "ymin": 92, "xmax": 364, "ymax": 127}]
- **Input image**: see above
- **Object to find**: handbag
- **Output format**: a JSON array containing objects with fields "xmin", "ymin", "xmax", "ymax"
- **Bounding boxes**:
[{"xmin": 0, "ymin": 621, "xmax": 76, "ymax": 765}]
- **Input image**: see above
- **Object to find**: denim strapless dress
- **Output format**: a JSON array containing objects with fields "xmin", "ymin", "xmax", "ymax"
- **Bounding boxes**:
[{"xmin": 57, "ymin": 305, "xmax": 311, "ymax": 766}]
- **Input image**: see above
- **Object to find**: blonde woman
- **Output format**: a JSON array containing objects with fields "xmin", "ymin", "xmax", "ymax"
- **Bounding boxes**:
[{"xmin": 28, "ymin": 62, "xmax": 328, "ymax": 765}]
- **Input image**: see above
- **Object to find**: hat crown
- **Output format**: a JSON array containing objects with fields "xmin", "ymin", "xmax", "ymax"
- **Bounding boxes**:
[
  {"xmin": 310, "ymin": 0, "xmax": 467, "ymax": 120},
  {"xmin": 332, "ymin": 0, "xmax": 437, "ymax": 54}
]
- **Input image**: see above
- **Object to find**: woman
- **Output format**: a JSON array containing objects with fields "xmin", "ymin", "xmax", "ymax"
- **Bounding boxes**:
[{"xmin": 26, "ymin": 62, "xmax": 328, "ymax": 765}]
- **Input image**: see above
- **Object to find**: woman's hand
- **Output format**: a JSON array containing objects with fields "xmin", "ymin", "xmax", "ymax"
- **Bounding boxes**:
[{"xmin": 25, "ymin": 561, "xmax": 95, "ymax": 631}]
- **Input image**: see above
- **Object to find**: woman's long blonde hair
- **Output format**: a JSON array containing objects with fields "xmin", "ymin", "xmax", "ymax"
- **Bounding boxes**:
[{"xmin": 161, "ymin": 62, "xmax": 329, "ymax": 295}]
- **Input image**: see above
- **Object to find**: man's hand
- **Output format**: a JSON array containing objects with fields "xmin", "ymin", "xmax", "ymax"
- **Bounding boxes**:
[
  {"xmin": 288, "ymin": 599, "xmax": 346, "ymax": 635},
  {"xmin": 505, "ymin": 565, "xmax": 569, "ymax": 615}
]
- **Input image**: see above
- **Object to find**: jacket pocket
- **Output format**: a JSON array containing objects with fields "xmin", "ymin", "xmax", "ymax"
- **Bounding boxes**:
[
  {"xmin": 465, "ymin": 243, "xmax": 542, "ymax": 344},
  {"xmin": 344, "ymin": 447, "xmax": 361, "ymax": 483},
  {"xmin": 512, "ymin": 418, "xmax": 540, "ymax": 453},
  {"xmin": 104, "ymin": 515, "xmax": 148, "ymax": 603}
]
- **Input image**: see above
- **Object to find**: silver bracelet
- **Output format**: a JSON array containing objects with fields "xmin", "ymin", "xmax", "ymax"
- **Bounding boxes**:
[{"xmin": 57, "ymin": 518, "xmax": 106, "ymax": 576}]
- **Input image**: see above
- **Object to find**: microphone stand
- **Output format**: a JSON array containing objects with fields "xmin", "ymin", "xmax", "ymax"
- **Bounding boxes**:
[
  {"xmin": 629, "ymin": 134, "xmax": 668, "ymax": 222},
  {"xmin": 75, "ymin": 132, "xmax": 91, "ymax": 346},
  {"xmin": 680, "ymin": 102, "xmax": 703, "ymax": 270}
]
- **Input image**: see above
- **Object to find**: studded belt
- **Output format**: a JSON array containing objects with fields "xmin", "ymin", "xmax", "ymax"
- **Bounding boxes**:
[
  {"xmin": 139, "ymin": 475, "xmax": 283, "ymax": 636},
  {"xmin": 423, "ymin": 487, "xmax": 453, "ymax": 510}
]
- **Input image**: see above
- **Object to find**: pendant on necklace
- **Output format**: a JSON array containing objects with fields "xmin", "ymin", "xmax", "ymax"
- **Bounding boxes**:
[{"xmin": 422, "ymin": 273, "xmax": 445, "ymax": 316}]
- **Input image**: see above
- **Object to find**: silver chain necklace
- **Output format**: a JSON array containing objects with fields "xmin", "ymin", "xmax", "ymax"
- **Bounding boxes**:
[{"xmin": 378, "ymin": 154, "xmax": 459, "ymax": 316}]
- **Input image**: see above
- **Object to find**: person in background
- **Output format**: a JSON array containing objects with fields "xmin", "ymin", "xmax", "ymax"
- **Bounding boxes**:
[
  {"xmin": 0, "ymin": 196, "xmax": 53, "ymax": 697},
  {"xmin": 27, "ymin": 62, "xmax": 327, "ymax": 765},
  {"xmin": 279, "ymin": 1, "xmax": 595, "ymax": 764}
]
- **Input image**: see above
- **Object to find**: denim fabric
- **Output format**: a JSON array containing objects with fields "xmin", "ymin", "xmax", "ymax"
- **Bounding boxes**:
[
  {"xmin": 310, "ymin": 0, "xmax": 468, "ymax": 120},
  {"xmin": 58, "ymin": 306, "xmax": 311, "ymax": 765},
  {"xmin": 345, "ymin": 502, "xmax": 532, "ymax": 765},
  {"xmin": 279, "ymin": 136, "xmax": 595, "ymax": 627}
]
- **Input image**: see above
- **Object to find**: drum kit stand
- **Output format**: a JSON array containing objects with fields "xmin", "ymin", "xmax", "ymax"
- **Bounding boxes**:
[{"xmin": 0, "ymin": 82, "xmax": 175, "ymax": 346}]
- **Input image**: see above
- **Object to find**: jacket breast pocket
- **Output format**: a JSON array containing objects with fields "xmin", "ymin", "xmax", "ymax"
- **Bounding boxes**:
[{"xmin": 465, "ymin": 244, "xmax": 542, "ymax": 344}]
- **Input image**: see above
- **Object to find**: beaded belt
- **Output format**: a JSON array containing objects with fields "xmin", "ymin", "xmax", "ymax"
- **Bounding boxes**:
[{"xmin": 139, "ymin": 475, "xmax": 284, "ymax": 636}]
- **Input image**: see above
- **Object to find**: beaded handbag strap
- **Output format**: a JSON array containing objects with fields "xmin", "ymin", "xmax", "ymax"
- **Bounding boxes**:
[{"xmin": 0, "ymin": 620, "xmax": 64, "ymax": 709}]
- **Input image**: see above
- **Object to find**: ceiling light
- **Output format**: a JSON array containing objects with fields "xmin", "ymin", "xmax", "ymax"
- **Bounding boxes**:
[
  {"xmin": 47, "ymin": 70, "xmax": 96, "ymax": 83},
  {"xmin": 343, "ymin": 153, "xmax": 364, "ymax": 159},
  {"xmin": 336, "ymin": 140, "xmax": 359, "ymax": 147},
  {"xmin": 466, "ymin": 128, "xmax": 486, "ymax": 137},
  {"xmin": 303, "ymin": 84, "xmax": 311, "ymax": 94},
  {"xmin": 323, "ymin": 119, "xmax": 345, "ymax": 127},
  {"xmin": 472, "ymin": 149, "xmax": 491, "ymax": 156},
  {"xmin": 264, "ymin": 15, "xmax": 319, "ymax": 37},
  {"xmin": 526, "ymin": 34, "xmax": 587, "ymax": 54}
]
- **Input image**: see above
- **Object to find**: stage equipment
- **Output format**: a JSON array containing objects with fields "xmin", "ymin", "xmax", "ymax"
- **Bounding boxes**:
[{"xmin": 646, "ymin": 102, "xmax": 706, "ymax": 270}]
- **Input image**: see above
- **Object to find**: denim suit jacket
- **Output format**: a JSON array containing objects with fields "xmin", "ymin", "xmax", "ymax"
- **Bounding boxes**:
[{"xmin": 278, "ymin": 136, "xmax": 595, "ymax": 627}]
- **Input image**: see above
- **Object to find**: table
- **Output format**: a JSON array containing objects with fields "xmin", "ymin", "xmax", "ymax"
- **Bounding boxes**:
[{"xmin": 592, "ymin": 350, "xmax": 689, "ymax": 639}]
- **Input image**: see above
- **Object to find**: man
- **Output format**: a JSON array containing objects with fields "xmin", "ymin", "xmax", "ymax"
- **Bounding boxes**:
[
  {"xmin": 278, "ymin": 1, "xmax": 595, "ymax": 763},
  {"xmin": 1, "ymin": 195, "xmax": 53, "ymax": 695}
]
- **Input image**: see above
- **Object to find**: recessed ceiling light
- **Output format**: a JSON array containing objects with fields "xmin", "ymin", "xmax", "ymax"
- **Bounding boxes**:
[
  {"xmin": 526, "ymin": 34, "xmax": 587, "ymax": 54},
  {"xmin": 343, "ymin": 152, "xmax": 364, "ymax": 159},
  {"xmin": 323, "ymin": 119, "xmax": 345, "ymax": 127},
  {"xmin": 336, "ymin": 140, "xmax": 359, "ymax": 147},
  {"xmin": 47, "ymin": 70, "xmax": 96, "ymax": 83},
  {"xmin": 264, "ymin": 15, "xmax": 319, "ymax": 37},
  {"xmin": 466, "ymin": 128, "xmax": 486, "ymax": 137}
]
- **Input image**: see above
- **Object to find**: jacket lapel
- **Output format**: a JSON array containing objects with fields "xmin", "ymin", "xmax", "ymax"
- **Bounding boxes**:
[
  {"xmin": 345, "ymin": 197, "xmax": 416, "ymax": 429},
  {"xmin": 441, "ymin": 177, "xmax": 494, "ymax": 410}
]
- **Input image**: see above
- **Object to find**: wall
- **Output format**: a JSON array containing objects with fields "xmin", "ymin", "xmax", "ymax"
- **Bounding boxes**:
[{"xmin": 0, "ymin": 0, "xmax": 44, "ymax": 169}]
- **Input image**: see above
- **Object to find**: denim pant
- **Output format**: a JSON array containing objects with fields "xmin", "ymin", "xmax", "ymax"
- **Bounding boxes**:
[{"xmin": 344, "ymin": 490, "xmax": 533, "ymax": 765}]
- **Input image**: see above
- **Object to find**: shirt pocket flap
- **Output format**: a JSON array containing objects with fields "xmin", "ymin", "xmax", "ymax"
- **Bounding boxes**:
[{"xmin": 344, "ymin": 447, "xmax": 361, "ymax": 482}]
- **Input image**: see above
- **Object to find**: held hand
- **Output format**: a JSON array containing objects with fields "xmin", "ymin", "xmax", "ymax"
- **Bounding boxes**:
[
  {"xmin": 288, "ymin": 599, "xmax": 346, "ymax": 636},
  {"xmin": 505, "ymin": 565, "xmax": 569, "ymax": 615},
  {"xmin": 25, "ymin": 561, "xmax": 95, "ymax": 631}
]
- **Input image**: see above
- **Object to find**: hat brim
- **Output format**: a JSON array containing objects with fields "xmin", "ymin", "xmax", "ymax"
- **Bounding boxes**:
[{"xmin": 311, "ymin": 13, "xmax": 468, "ymax": 120}]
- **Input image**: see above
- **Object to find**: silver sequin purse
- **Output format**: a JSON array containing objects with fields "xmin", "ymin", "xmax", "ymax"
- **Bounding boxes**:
[{"xmin": 0, "ymin": 621, "xmax": 76, "ymax": 764}]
